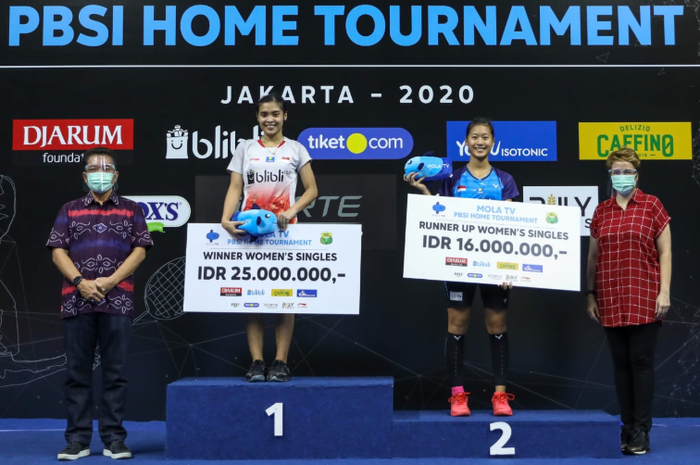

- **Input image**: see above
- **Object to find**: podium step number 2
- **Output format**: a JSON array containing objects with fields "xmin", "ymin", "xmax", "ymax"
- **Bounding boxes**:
[
  {"xmin": 264, "ymin": 400, "xmax": 515, "ymax": 456},
  {"xmin": 490, "ymin": 421, "xmax": 515, "ymax": 456},
  {"xmin": 266, "ymin": 403, "xmax": 284, "ymax": 437}
]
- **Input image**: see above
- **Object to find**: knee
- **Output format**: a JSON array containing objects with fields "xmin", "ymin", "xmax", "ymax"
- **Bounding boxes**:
[
  {"xmin": 485, "ymin": 310, "xmax": 507, "ymax": 334},
  {"xmin": 448, "ymin": 311, "xmax": 469, "ymax": 335}
]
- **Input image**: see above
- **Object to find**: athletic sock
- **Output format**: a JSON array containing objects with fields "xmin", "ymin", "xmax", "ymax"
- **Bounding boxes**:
[
  {"xmin": 445, "ymin": 332, "xmax": 465, "ymax": 388},
  {"xmin": 490, "ymin": 332, "xmax": 510, "ymax": 386}
]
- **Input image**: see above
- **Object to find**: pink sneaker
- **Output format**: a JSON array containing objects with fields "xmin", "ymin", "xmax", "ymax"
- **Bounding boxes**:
[
  {"xmin": 448, "ymin": 391, "xmax": 471, "ymax": 416},
  {"xmin": 492, "ymin": 392, "xmax": 515, "ymax": 416}
]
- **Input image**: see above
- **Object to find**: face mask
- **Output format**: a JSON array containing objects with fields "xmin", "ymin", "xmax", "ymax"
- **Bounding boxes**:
[
  {"xmin": 86, "ymin": 172, "xmax": 114, "ymax": 194},
  {"xmin": 611, "ymin": 175, "xmax": 636, "ymax": 195}
]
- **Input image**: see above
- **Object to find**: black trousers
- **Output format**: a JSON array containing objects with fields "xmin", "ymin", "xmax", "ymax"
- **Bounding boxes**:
[
  {"xmin": 604, "ymin": 322, "xmax": 660, "ymax": 433},
  {"xmin": 64, "ymin": 313, "xmax": 131, "ymax": 445}
]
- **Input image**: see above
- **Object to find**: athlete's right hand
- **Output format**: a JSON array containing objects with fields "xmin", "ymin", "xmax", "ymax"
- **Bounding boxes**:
[
  {"xmin": 221, "ymin": 220, "xmax": 247, "ymax": 237},
  {"xmin": 586, "ymin": 294, "xmax": 600, "ymax": 323},
  {"xmin": 403, "ymin": 172, "xmax": 431, "ymax": 195}
]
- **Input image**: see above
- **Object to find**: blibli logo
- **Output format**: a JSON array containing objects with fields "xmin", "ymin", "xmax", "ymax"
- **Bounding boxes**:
[
  {"xmin": 166, "ymin": 124, "xmax": 258, "ymax": 160},
  {"xmin": 298, "ymin": 128, "xmax": 413, "ymax": 160},
  {"xmin": 124, "ymin": 196, "xmax": 191, "ymax": 233}
]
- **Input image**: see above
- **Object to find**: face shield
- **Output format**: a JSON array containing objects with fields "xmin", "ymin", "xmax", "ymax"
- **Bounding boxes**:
[{"xmin": 84, "ymin": 156, "xmax": 117, "ymax": 194}]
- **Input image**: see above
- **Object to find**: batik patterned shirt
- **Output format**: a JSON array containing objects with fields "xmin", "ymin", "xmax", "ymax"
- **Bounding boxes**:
[{"xmin": 47, "ymin": 192, "xmax": 153, "ymax": 319}]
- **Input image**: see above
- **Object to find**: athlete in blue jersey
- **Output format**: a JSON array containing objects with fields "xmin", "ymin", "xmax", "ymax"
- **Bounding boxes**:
[{"xmin": 404, "ymin": 117, "xmax": 518, "ymax": 417}]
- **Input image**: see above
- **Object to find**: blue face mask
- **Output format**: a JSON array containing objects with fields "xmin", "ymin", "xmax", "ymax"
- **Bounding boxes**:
[
  {"xmin": 611, "ymin": 175, "xmax": 636, "ymax": 195},
  {"xmin": 86, "ymin": 172, "xmax": 114, "ymax": 194}
]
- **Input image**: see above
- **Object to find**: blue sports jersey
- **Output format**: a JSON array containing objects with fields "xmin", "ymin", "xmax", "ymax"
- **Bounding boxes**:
[{"xmin": 438, "ymin": 166, "xmax": 519, "ymax": 200}]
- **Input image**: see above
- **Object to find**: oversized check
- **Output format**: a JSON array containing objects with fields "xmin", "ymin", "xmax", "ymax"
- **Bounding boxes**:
[
  {"xmin": 403, "ymin": 194, "xmax": 580, "ymax": 291},
  {"xmin": 184, "ymin": 223, "xmax": 362, "ymax": 314}
]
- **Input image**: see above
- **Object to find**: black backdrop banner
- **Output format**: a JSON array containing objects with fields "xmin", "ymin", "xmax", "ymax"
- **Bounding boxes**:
[{"xmin": 1, "ymin": 0, "xmax": 700, "ymax": 421}]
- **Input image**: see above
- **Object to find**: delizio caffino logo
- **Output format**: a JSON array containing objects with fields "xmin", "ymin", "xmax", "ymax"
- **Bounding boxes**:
[{"xmin": 578, "ymin": 122, "xmax": 691, "ymax": 160}]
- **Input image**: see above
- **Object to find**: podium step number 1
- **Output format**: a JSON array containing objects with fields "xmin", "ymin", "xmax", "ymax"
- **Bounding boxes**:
[
  {"xmin": 490, "ymin": 421, "xmax": 515, "ymax": 456},
  {"xmin": 266, "ymin": 403, "xmax": 284, "ymax": 437}
]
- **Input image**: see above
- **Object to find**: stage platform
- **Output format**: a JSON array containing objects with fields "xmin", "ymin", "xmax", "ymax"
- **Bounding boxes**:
[{"xmin": 1, "ymin": 418, "xmax": 700, "ymax": 464}]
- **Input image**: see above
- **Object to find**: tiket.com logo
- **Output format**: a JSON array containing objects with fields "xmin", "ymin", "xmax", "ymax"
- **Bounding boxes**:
[
  {"xmin": 446, "ymin": 257, "xmax": 468, "ymax": 267},
  {"xmin": 220, "ymin": 287, "xmax": 242, "ymax": 296},
  {"xmin": 166, "ymin": 124, "xmax": 258, "ymax": 160},
  {"xmin": 497, "ymin": 262, "xmax": 518, "ymax": 270},
  {"xmin": 578, "ymin": 122, "xmax": 692, "ymax": 160},
  {"xmin": 472, "ymin": 261, "xmax": 490, "ymax": 267},
  {"xmin": 523, "ymin": 264, "xmax": 543, "ymax": 273},
  {"xmin": 297, "ymin": 289, "xmax": 318, "ymax": 298},
  {"xmin": 298, "ymin": 128, "xmax": 413, "ymax": 160},
  {"xmin": 124, "ymin": 196, "xmax": 191, "ymax": 233},
  {"xmin": 271, "ymin": 289, "xmax": 293, "ymax": 297},
  {"xmin": 247, "ymin": 289, "xmax": 265, "ymax": 296}
]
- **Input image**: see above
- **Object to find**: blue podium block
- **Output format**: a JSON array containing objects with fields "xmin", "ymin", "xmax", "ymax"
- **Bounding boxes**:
[
  {"xmin": 166, "ymin": 377, "xmax": 393, "ymax": 460},
  {"xmin": 392, "ymin": 410, "xmax": 620, "ymax": 458}
]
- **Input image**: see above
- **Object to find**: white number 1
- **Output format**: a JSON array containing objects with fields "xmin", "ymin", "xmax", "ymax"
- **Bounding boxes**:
[
  {"xmin": 265, "ymin": 403, "xmax": 284, "ymax": 437},
  {"xmin": 489, "ymin": 421, "xmax": 515, "ymax": 455}
]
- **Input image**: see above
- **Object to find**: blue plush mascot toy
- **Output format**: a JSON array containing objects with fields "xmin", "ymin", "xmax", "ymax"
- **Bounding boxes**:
[
  {"xmin": 232, "ymin": 204, "xmax": 278, "ymax": 240},
  {"xmin": 404, "ymin": 151, "xmax": 452, "ymax": 182}
]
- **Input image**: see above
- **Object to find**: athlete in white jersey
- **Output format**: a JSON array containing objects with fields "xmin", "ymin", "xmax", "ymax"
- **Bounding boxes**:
[{"xmin": 221, "ymin": 94, "xmax": 318, "ymax": 382}]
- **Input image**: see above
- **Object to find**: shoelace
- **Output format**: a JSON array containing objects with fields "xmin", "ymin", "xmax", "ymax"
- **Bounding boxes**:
[
  {"xmin": 448, "ymin": 392, "xmax": 471, "ymax": 404},
  {"xmin": 493, "ymin": 392, "xmax": 515, "ymax": 404}
]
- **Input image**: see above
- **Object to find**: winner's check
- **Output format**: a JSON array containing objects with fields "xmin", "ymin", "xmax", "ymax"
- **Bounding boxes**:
[
  {"xmin": 403, "ymin": 195, "xmax": 580, "ymax": 291},
  {"xmin": 184, "ymin": 223, "xmax": 362, "ymax": 314}
]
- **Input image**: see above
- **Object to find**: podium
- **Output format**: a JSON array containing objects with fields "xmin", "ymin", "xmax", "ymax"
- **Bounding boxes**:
[
  {"xmin": 166, "ymin": 377, "xmax": 393, "ymax": 460},
  {"xmin": 166, "ymin": 377, "xmax": 619, "ymax": 459}
]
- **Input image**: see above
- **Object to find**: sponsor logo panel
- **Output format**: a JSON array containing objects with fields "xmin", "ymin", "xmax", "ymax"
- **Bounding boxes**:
[
  {"xmin": 12, "ymin": 118, "xmax": 135, "ymax": 166},
  {"xmin": 271, "ymin": 289, "xmax": 293, "ymax": 297},
  {"xmin": 124, "ymin": 196, "xmax": 191, "ymax": 233},
  {"xmin": 446, "ymin": 121, "xmax": 557, "ymax": 162},
  {"xmin": 497, "ymin": 262, "xmax": 519, "ymax": 270},
  {"xmin": 220, "ymin": 287, "xmax": 242, "ymax": 296},
  {"xmin": 297, "ymin": 289, "xmax": 318, "ymax": 298},
  {"xmin": 298, "ymin": 128, "xmax": 413, "ymax": 160},
  {"xmin": 446, "ymin": 257, "xmax": 468, "ymax": 267},
  {"xmin": 578, "ymin": 122, "xmax": 691, "ymax": 160},
  {"xmin": 523, "ymin": 186, "xmax": 598, "ymax": 237}
]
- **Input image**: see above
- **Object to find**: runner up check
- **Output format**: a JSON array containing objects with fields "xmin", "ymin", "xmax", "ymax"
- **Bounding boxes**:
[{"xmin": 403, "ymin": 194, "xmax": 580, "ymax": 291}]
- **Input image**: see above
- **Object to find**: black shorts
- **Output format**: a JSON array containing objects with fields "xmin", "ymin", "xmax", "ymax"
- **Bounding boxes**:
[{"xmin": 444, "ymin": 282, "xmax": 510, "ymax": 310}]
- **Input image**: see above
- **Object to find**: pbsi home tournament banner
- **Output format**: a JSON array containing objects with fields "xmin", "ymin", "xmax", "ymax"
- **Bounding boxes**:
[
  {"xmin": 184, "ymin": 224, "xmax": 362, "ymax": 314},
  {"xmin": 403, "ymin": 195, "xmax": 580, "ymax": 291}
]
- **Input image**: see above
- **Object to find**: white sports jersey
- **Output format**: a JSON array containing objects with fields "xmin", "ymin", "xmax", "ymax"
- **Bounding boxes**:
[{"xmin": 227, "ymin": 137, "xmax": 312, "ymax": 222}]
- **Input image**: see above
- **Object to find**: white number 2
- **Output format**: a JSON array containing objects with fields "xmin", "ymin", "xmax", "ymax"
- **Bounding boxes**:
[
  {"xmin": 265, "ymin": 403, "xmax": 284, "ymax": 437},
  {"xmin": 489, "ymin": 421, "xmax": 515, "ymax": 455}
]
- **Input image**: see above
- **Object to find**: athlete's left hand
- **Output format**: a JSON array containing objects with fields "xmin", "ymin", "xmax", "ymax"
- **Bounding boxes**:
[
  {"xmin": 277, "ymin": 209, "xmax": 295, "ymax": 231},
  {"xmin": 655, "ymin": 291, "xmax": 670, "ymax": 318},
  {"xmin": 500, "ymin": 282, "xmax": 513, "ymax": 290}
]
